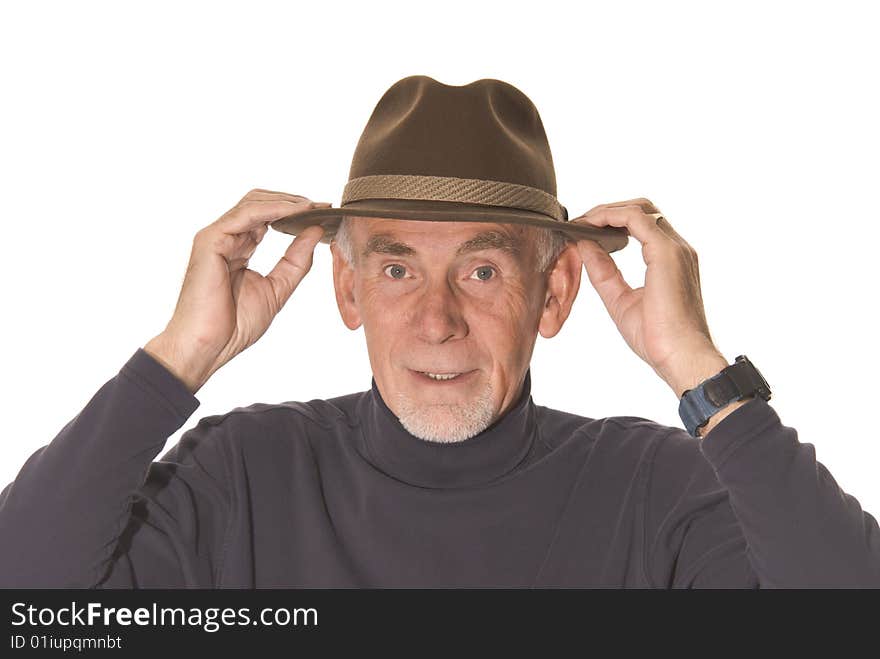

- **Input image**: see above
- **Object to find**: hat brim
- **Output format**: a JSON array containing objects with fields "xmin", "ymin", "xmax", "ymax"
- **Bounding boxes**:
[{"xmin": 269, "ymin": 198, "xmax": 629, "ymax": 253}]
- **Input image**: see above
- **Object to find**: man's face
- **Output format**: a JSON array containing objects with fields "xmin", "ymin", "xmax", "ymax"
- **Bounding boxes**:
[{"xmin": 330, "ymin": 217, "xmax": 580, "ymax": 443}]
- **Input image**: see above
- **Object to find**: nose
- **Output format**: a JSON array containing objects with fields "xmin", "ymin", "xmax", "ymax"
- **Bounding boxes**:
[{"xmin": 411, "ymin": 276, "xmax": 469, "ymax": 344}]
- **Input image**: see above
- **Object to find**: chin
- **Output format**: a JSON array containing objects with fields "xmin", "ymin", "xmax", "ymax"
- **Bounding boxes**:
[{"xmin": 393, "ymin": 378, "xmax": 496, "ymax": 443}]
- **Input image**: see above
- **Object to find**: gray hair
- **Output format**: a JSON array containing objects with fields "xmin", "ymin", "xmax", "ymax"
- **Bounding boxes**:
[{"xmin": 331, "ymin": 216, "xmax": 569, "ymax": 273}]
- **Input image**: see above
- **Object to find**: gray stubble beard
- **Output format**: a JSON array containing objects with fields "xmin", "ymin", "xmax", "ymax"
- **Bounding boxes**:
[{"xmin": 394, "ymin": 377, "xmax": 496, "ymax": 443}]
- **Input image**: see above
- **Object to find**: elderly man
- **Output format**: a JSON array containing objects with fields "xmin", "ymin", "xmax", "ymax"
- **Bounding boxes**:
[{"xmin": 1, "ymin": 76, "xmax": 878, "ymax": 588}]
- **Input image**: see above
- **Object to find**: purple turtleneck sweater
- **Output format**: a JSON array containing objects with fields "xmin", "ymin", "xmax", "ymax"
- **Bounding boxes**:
[{"xmin": 1, "ymin": 347, "xmax": 878, "ymax": 588}]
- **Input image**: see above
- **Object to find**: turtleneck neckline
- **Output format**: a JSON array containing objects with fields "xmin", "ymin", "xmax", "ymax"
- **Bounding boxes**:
[{"xmin": 356, "ymin": 368, "xmax": 538, "ymax": 489}]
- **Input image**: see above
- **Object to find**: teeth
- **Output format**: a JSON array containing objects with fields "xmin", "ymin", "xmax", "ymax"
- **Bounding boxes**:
[{"xmin": 421, "ymin": 372, "xmax": 462, "ymax": 381}]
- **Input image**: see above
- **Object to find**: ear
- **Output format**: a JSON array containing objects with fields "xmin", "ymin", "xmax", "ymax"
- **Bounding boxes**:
[
  {"xmin": 538, "ymin": 241, "xmax": 582, "ymax": 339},
  {"xmin": 330, "ymin": 240, "xmax": 363, "ymax": 331}
]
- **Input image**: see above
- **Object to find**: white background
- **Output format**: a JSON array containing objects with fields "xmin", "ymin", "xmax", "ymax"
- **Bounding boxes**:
[{"xmin": 1, "ymin": 2, "xmax": 878, "ymax": 518}]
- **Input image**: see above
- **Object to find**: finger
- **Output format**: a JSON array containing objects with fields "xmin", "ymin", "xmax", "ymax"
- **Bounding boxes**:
[
  {"xmin": 601, "ymin": 197, "xmax": 660, "ymax": 214},
  {"xmin": 215, "ymin": 198, "xmax": 332, "ymax": 236},
  {"xmin": 265, "ymin": 224, "xmax": 325, "ymax": 309},
  {"xmin": 576, "ymin": 239, "xmax": 635, "ymax": 325},
  {"xmin": 650, "ymin": 213, "xmax": 694, "ymax": 253},
  {"xmin": 572, "ymin": 197, "xmax": 660, "ymax": 218},
  {"xmin": 248, "ymin": 221, "xmax": 271, "ymax": 244},
  {"xmin": 572, "ymin": 206, "xmax": 675, "ymax": 265},
  {"xmin": 238, "ymin": 188, "xmax": 313, "ymax": 204},
  {"xmin": 236, "ymin": 189, "xmax": 335, "ymax": 217},
  {"xmin": 242, "ymin": 194, "xmax": 329, "ymax": 243}
]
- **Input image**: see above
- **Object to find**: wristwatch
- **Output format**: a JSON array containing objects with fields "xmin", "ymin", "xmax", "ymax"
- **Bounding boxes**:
[{"xmin": 678, "ymin": 355, "xmax": 772, "ymax": 437}]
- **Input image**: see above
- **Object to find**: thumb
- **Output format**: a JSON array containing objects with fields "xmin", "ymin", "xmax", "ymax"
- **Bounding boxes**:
[
  {"xmin": 265, "ymin": 225, "xmax": 325, "ymax": 309},
  {"xmin": 576, "ymin": 239, "xmax": 633, "ymax": 311}
]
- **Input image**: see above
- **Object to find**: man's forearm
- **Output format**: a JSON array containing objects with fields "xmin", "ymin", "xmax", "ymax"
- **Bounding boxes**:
[
  {"xmin": 0, "ymin": 348, "xmax": 201, "ymax": 586},
  {"xmin": 694, "ymin": 395, "xmax": 880, "ymax": 586}
]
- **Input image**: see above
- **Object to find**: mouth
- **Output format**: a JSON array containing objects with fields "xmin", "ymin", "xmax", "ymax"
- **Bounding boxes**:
[{"xmin": 409, "ymin": 369, "xmax": 477, "ymax": 384}]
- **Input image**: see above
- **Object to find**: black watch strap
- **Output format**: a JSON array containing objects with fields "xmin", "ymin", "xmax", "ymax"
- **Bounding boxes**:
[{"xmin": 678, "ymin": 355, "xmax": 772, "ymax": 437}]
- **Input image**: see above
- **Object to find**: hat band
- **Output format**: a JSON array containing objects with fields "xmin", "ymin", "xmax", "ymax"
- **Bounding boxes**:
[{"xmin": 341, "ymin": 174, "xmax": 568, "ymax": 222}]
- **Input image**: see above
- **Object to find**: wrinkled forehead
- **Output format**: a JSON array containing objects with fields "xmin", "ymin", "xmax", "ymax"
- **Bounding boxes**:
[{"xmin": 349, "ymin": 216, "xmax": 538, "ymax": 262}]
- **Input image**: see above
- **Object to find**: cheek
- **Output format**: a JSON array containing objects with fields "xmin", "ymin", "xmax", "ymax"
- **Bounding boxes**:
[
  {"xmin": 356, "ymin": 280, "xmax": 411, "ymax": 341},
  {"xmin": 355, "ymin": 276, "xmax": 397, "ymax": 314},
  {"xmin": 474, "ymin": 282, "xmax": 537, "ymax": 333},
  {"xmin": 355, "ymin": 280, "xmax": 382, "ymax": 320}
]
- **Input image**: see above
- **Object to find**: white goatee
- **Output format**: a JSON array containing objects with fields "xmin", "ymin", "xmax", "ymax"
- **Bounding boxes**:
[{"xmin": 393, "ymin": 379, "xmax": 496, "ymax": 443}]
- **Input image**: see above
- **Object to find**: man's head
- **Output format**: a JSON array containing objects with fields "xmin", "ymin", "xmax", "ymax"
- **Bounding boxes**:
[{"xmin": 330, "ymin": 215, "xmax": 583, "ymax": 443}]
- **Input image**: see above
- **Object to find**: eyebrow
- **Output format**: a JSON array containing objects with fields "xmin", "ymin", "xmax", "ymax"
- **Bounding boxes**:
[{"xmin": 361, "ymin": 229, "xmax": 525, "ymax": 261}]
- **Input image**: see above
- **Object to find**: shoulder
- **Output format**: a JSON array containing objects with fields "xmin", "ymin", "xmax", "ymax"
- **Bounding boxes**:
[
  {"xmin": 158, "ymin": 388, "xmax": 368, "ymax": 467},
  {"xmin": 536, "ymin": 403, "xmax": 685, "ymax": 464},
  {"xmin": 202, "ymin": 388, "xmax": 364, "ymax": 432}
]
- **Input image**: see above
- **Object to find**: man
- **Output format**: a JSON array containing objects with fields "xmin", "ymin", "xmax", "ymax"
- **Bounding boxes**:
[{"xmin": 1, "ymin": 76, "xmax": 878, "ymax": 588}]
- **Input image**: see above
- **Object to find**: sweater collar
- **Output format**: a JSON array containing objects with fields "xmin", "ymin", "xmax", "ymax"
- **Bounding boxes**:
[{"xmin": 357, "ymin": 368, "xmax": 538, "ymax": 489}]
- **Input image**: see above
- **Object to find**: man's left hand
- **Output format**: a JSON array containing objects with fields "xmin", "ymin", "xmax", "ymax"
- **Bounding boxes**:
[{"xmin": 570, "ymin": 198, "xmax": 730, "ymax": 400}]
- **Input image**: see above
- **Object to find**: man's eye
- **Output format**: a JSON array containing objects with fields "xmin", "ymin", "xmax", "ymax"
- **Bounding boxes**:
[
  {"xmin": 470, "ymin": 265, "xmax": 497, "ymax": 281},
  {"xmin": 383, "ymin": 264, "xmax": 408, "ymax": 279}
]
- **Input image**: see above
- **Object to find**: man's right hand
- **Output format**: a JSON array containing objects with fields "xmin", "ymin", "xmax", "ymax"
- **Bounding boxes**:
[{"xmin": 144, "ymin": 189, "xmax": 331, "ymax": 394}]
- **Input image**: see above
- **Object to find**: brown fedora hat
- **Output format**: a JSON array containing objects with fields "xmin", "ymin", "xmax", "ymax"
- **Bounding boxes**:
[{"xmin": 270, "ymin": 75, "xmax": 628, "ymax": 253}]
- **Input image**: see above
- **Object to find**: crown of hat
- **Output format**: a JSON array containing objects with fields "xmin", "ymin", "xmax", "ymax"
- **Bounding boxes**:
[{"xmin": 346, "ymin": 75, "xmax": 559, "ymax": 198}]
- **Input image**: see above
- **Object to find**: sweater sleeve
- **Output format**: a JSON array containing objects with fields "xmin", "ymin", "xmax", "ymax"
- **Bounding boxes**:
[
  {"xmin": 645, "ymin": 396, "xmax": 880, "ymax": 588},
  {"xmin": 0, "ymin": 347, "xmax": 232, "ymax": 588}
]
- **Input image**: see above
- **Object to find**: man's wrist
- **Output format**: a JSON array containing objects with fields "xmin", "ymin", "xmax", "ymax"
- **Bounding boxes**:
[
  {"xmin": 664, "ymin": 349, "xmax": 757, "ymax": 439},
  {"xmin": 669, "ymin": 351, "xmax": 763, "ymax": 439},
  {"xmin": 696, "ymin": 396, "xmax": 752, "ymax": 439},
  {"xmin": 665, "ymin": 351, "xmax": 730, "ymax": 400},
  {"xmin": 143, "ymin": 334, "xmax": 210, "ymax": 396}
]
